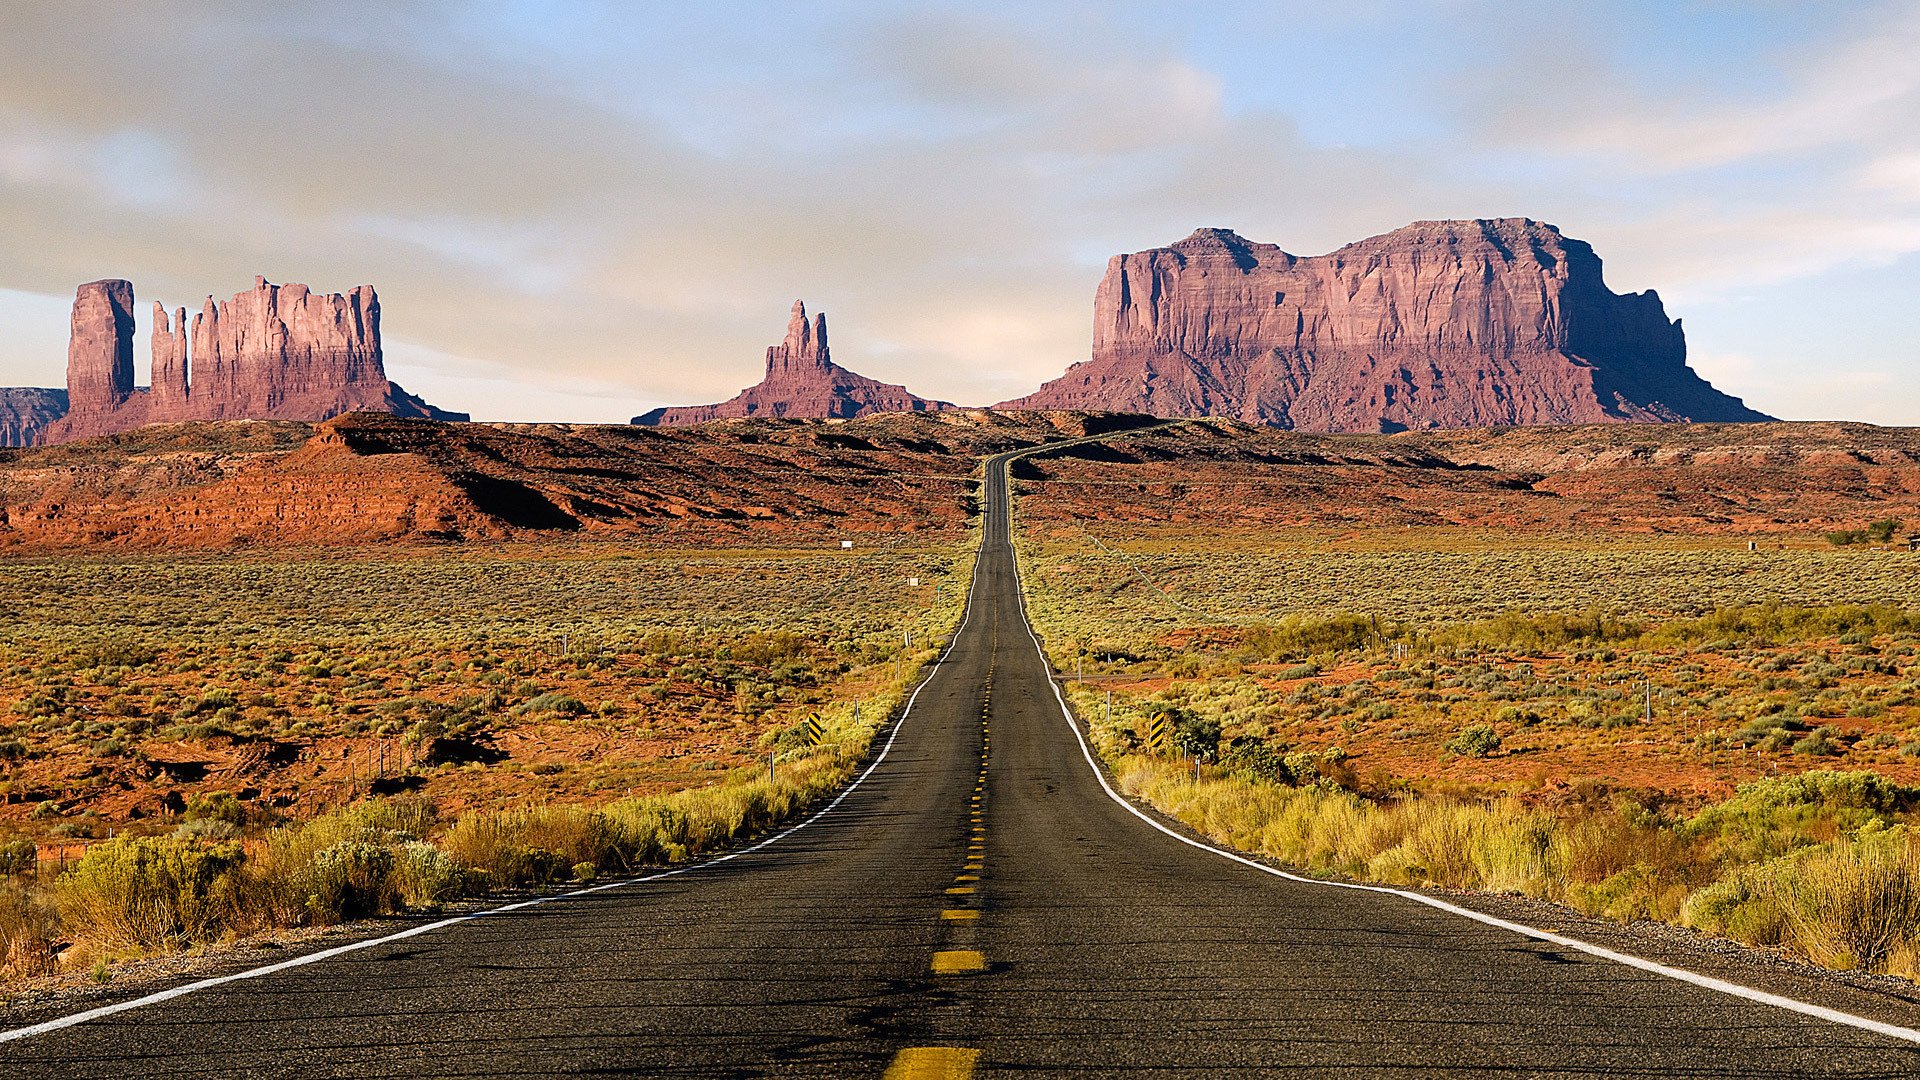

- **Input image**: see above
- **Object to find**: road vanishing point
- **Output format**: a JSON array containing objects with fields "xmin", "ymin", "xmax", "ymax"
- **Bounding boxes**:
[{"xmin": 6, "ymin": 436, "xmax": 1920, "ymax": 1077}]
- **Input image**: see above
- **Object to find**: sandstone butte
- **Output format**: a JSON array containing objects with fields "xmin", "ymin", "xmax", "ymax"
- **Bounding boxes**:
[
  {"xmin": 633, "ymin": 300, "xmax": 951, "ymax": 426},
  {"xmin": 998, "ymin": 218, "xmax": 1771, "ymax": 431},
  {"xmin": 20, "ymin": 276, "xmax": 465, "ymax": 446}
]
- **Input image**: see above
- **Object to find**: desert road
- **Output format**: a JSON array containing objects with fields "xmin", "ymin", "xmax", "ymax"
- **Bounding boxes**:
[{"xmin": 5, "ymin": 440, "xmax": 1920, "ymax": 1077}]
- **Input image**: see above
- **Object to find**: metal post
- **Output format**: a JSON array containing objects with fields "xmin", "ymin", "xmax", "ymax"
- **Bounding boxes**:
[{"xmin": 769, "ymin": 752, "xmax": 776, "ymax": 785}]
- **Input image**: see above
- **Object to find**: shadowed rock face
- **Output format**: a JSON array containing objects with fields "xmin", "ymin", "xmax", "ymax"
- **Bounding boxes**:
[
  {"xmin": 999, "ymin": 219, "xmax": 1770, "ymax": 431},
  {"xmin": 0, "ymin": 388, "xmax": 69, "ymax": 448},
  {"xmin": 633, "ymin": 300, "xmax": 950, "ymax": 425},
  {"xmin": 35, "ymin": 277, "xmax": 466, "ymax": 445}
]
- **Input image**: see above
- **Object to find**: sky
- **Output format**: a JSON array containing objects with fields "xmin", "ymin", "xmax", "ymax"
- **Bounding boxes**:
[{"xmin": 1, "ymin": 1, "xmax": 1917, "ymax": 424}]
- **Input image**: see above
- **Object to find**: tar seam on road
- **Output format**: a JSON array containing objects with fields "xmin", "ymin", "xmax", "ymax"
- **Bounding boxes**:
[
  {"xmin": 0, "ymin": 539, "xmax": 992, "ymax": 1047},
  {"xmin": 993, "ymin": 447, "xmax": 1920, "ymax": 1048}
]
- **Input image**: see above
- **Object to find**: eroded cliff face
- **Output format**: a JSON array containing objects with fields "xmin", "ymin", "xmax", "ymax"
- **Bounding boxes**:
[
  {"xmin": 634, "ymin": 300, "xmax": 950, "ymax": 425},
  {"xmin": 0, "ymin": 388, "xmax": 69, "ymax": 448},
  {"xmin": 1000, "ymin": 219, "xmax": 1770, "ymax": 431},
  {"xmin": 36, "ymin": 277, "xmax": 466, "ymax": 445}
]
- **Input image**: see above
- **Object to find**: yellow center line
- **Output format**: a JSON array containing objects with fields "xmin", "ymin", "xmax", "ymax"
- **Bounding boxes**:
[
  {"xmin": 946, "ymin": 885, "xmax": 975, "ymax": 894},
  {"xmin": 884, "ymin": 1046, "xmax": 979, "ymax": 1079},
  {"xmin": 931, "ymin": 949, "xmax": 986, "ymax": 975},
  {"xmin": 955, "ymin": 874, "xmax": 978, "ymax": 881},
  {"xmin": 940, "ymin": 908, "xmax": 979, "ymax": 921}
]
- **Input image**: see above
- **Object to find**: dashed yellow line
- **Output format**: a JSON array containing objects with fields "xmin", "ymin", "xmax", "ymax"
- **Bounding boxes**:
[
  {"xmin": 941, "ymin": 908, "xmax": 979, "ymax": 921},
  {"xmin": 931, "ymin": 949, "xmax": 986, "ymax": 975},
  {"xmin": 884, "ymin": 1046, "xmax": 979, "ymax": 1079},
  {"xmin": 946, "ymin": 885, "xmax": 975, "ymax": 894}
]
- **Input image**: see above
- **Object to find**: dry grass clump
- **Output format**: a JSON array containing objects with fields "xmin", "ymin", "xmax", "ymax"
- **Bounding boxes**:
[
  {"xmin": 0, "ymin": 880, "xmax": 58, "ymax": 981},
  {"xmin": 1119, "ymin": 757, "xmax": 1920, "ymax": 976},
  {"xmin": 51, "ymin": 837, "xmax": 248, "ymax": 955}
]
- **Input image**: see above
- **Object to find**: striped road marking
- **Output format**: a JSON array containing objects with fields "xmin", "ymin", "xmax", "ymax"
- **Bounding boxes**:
[
  {"xmin": 883, "ymin": 1046, "xmax": 979, "ymax": 1079},
  {"xmin": 931, "ymin": 949, "xmax": 986, "ymax": 975}
]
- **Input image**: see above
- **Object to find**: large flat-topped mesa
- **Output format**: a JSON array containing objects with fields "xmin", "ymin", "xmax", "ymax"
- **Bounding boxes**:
[
  {"xmin": 634, "ymin": 300, "xmax": 951, "ymax": 425},
  {"xmin": 33, "ymin": 276, "xmax": 466, "ymax": 445},
  {"xmin": 999, "ymin": 219, "xmax": 1770, "ymax": 431}
]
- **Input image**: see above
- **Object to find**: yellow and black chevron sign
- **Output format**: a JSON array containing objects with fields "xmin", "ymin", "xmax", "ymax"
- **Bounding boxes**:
[
  {"xmin": 1143, "ymin": 712, "xmax": 1175, "ymax": 757},
  {"xmin": 802, "ymin": 715, "xmax": 828, "ymax": 747}
]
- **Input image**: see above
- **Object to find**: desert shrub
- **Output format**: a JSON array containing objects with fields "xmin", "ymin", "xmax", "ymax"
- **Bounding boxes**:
[
  {"xmin": 0, "ymin": 882, "xmax": 57, "ymax": 980},
  {"xmin": 298, "ymin": 841, "xmax": 398, "ymax": 923},
  {"xmin": 1172, "ymin": 712, "xmax": 1224, "ymax": 759},
  {"xmin": 243, "ymin": 797, "xmax": 443, "ymax": 926},
  {"xmin": 1444, "ymin": 724, "xmax": 1501, "ymax": 758},
  {"xmin": 441, "ymin": 804, "xmax": 612, "ymax": 886},
  {"xmin": 1222, "ymin": 738, "xmax": 1287, "ymax": 783},
  {"xmin": 69, "ymin": 641, "xmax": 158, "ymax": 671},
  {"xmin": 1783, "ymin": 830, "xmax": 1920, "ymax": 972},
  {"xmin": 1236, "ymin": 616, "xmax": 1378, "ymax": 660},
  {"xmin": 1442, "ymin": 608, "xmax": 1643, "ymax": 651},
  {"xmin": 515, "ymin": 692, "xmax": 587, "ymax": 717},
  {"xmin": 184, "ymin": 791, "xmax": 246, "ymax": 826},
  {"xmin": 1793, "ymin": 727, "xmax": 1844, "ymax": 756},
  {"xmin": 392, "ymin": 841, "xmax": 469, "ymax": 908},
  {"xmin": 0, "ymin": 838, "xmax": 36, "ymax": 877},
  {"xmin": 54, "ymin": 836, "xmax": 246, "ymax": 952},
  {"xmin": 1685, "ymin": 828, "xmax": 1920, "ymax": 974}
]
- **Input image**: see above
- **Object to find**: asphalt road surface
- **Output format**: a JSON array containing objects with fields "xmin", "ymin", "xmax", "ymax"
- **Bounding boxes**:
[{"xmin": 6, "ymin": 439, "xmax": 1920, "ymax": 1077}]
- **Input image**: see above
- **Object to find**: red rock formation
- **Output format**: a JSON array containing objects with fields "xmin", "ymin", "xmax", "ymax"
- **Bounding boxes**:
[
  {"xmin": 151, "ymin": 302, "xmax": 188, "ymax": 411},
  {"xmin": 634, "ymin": 300, "xmax": 950, "ymax": 425},
  {"xmin": 36, "ymin": 277, "xmax": 466, "ymax": 444},
  {"xmin": 0, "ymin": 388, "xmax": 69, "ymax": 448},
  {"xmin": 65, "ymin": 280, "xmax": 136, "ymax": 414},
  {"xmin": 1000, "ymin": 219, "xmax": 1770, "ymax": 431}
]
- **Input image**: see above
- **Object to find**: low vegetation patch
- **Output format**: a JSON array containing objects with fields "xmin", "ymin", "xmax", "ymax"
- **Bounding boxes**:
[
  {"xmin": 1019, "ymin": 514, "xmax": 1920, "ymax": 980},
  {"xmin": 1117, "ymin": 759, "xmax": 1920, "ymax": 976},
  {"xmin": 0, "ymin": 677, "xmax": 912, "ymax": 987},
  {"xmin": 0, "ymin": 537, "xmax": 975, "ymax": 990}
]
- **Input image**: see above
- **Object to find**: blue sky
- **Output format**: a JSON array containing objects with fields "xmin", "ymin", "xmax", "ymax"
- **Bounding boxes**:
[{"xmin": 1, "ymin": 1, "xmax": 1916, "ymax": 422}]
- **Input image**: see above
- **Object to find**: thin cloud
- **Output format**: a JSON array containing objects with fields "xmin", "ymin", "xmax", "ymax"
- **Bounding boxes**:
[{"xmin": 0, "ymin": 3, "xmax": 1913, "ymax": 423}]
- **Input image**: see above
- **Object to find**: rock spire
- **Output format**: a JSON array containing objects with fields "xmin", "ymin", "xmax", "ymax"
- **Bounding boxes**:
[{"xmin": 634, "ymin": 299, "xmax": 950, "ymax": 425}]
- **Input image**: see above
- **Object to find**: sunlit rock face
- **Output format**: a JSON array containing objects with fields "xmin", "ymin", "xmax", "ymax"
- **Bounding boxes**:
[
  {"xmin": 35, "ymin": 276, "xmax": 465, "ymax": 445},
  {"xmin": 1000, "ymin": 219, "xmax": 1769, "ymax": 431}
]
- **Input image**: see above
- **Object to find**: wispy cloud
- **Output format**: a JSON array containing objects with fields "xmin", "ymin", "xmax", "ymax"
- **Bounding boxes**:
[{"xmin": 0, "ymin": 1, "xmax": 1914, "ymax": 422}]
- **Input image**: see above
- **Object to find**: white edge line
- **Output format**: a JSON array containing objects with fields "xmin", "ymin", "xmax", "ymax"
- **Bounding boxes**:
[
  {"xmin": 0, "ymin": 549, "xmax": 988, "ymax": 1046},
  {"xmin": 998, "ymin": 453, "xmax": 1920, "ymax": 1049}
]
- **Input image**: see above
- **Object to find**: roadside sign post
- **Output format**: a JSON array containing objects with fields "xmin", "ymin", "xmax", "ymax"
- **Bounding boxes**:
[{"xmin": 1143, "ymin": 712, "xmax": 1175, "ymax": 757}]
